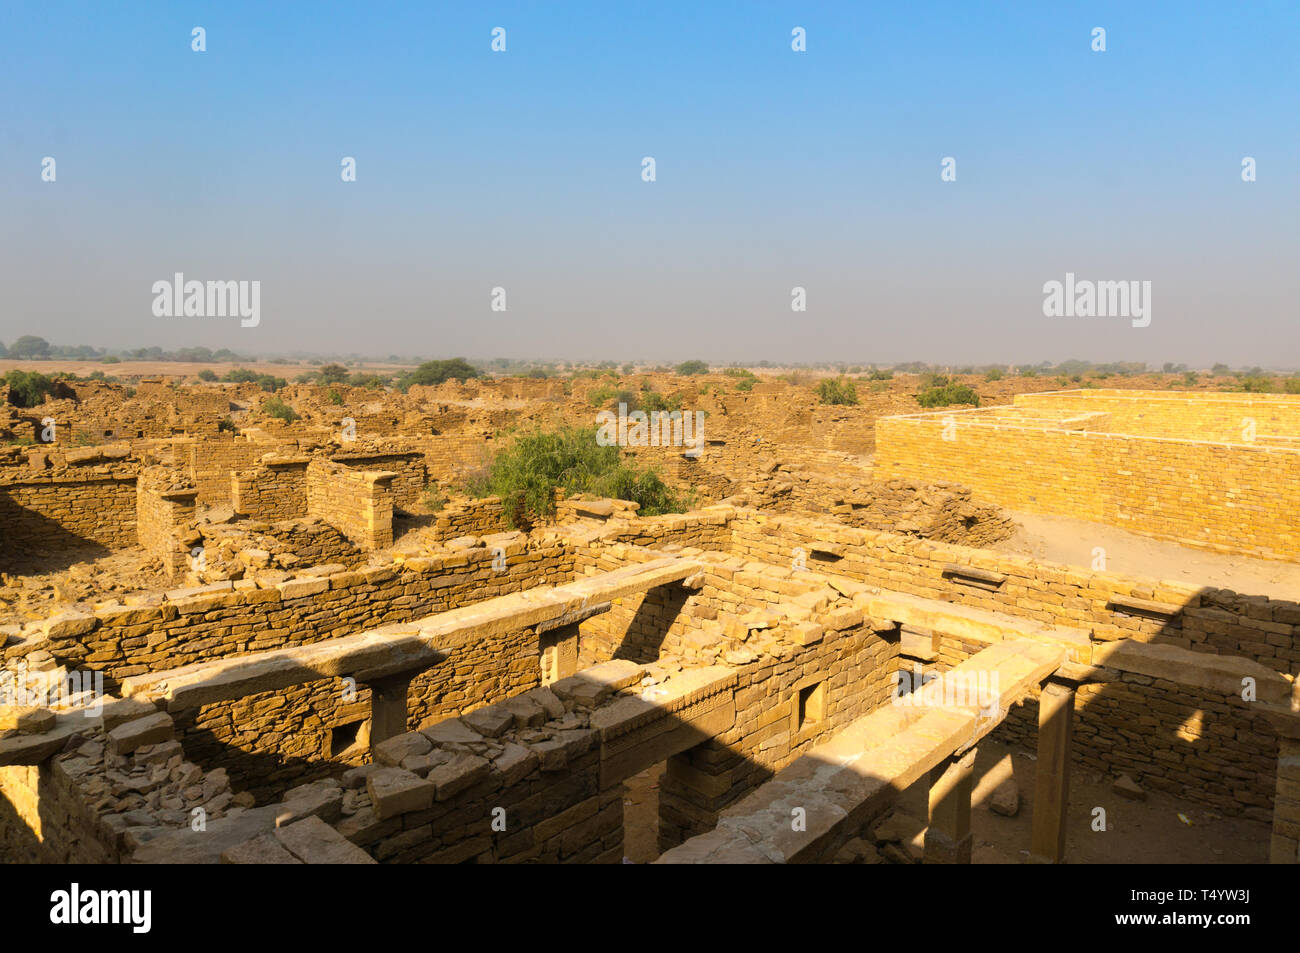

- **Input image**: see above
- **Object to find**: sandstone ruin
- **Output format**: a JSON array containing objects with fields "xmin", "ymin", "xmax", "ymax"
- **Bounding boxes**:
[{"xmin": 1, "ymin": 374, "xmax": 1297, "ymax": 865}]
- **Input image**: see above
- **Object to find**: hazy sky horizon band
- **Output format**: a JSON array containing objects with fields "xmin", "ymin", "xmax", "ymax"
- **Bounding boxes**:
[{"xmin": 2, "ymin": 1, "xmax": 1297, "ymax": 365}]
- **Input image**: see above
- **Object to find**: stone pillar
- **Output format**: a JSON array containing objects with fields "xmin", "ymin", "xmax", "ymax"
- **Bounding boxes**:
[
  {"xmin": 1271, "ymin": 736, "xmax": 1300, "ymax": 864},
  {"xmin": 369, "ymin": 674, "xmax": 412, "ymax": 747},
  {"xmin": 925, "ymin": 747, "xmax": 976, "ymax": 864},
  {"xmin": 1030, "ymin": 681, "xmax": 1074, "ymax": 864}
]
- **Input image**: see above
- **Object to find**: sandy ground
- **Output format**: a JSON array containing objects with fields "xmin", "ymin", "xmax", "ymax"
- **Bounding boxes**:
[{"xmin": 994, "ymin": 510, "xmax": 1300, "ymax": 601}]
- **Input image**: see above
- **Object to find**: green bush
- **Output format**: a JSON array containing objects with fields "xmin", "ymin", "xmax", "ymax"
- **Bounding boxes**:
[
  {"xmin": 869, "ymin": 368, "xmax": 893, "ymax": 381},
  {"xmin": 588, "ymin": 385, "xmax": 617, "ymax": 408},
  {"xmin": 638, "ymin": 389, "xmax": 683, "ymax": 413},
  {"xmin": 217, "ymin": 416, "xmax": 237, "ymax": 433},
  {"xmin": 400, "ymin": 358, "xmax": 480, "ymax": 390},
  {"xmin": 735, "ymin": 377, "xmax": 756, "ymax": 392},
  {"xmin": 262, "ymin": 397, "xmax": 299, "ymax": 422},
  {"xmin": 467, "ymin": 425, "xmax": 685, "ymax": 529},
  {"xmin": 422, "ymin": 485, "xmax": 447, "ymax": 513},
  {"xmin": 816, "ymin": 378, "xmax": 859, "ymax": 406},
  {"xmin": 984, "ymin": 368, "xmax": 1004, "ymax": 381},
  {"xmin": 675, "ymin": 360, "xmax": 709, "ymax": 376},
  {"xmin": 197, "ymin": 369, "xmax": 217, "ymax": 381},
  {"xmin": 101, "ymin": 355, "xmax": 120, "ymax": 364},
  {"xmin": 328, "ymin": 389, "xmax": 344, "ymax": 405},
  {"xmin": 916, "ymin": 384, "xmax": 981, "ymax": 408},
  {"xmin": 1240, "ymin": 375, "xmax": 1275, "ymax": 393},
  {"xmin": 318, "ymin": 363, "xmax": 349, "ymax": 384},
  {"xmin": 3, "ymin": 370, "xmax": 59, "ymax": 408}
]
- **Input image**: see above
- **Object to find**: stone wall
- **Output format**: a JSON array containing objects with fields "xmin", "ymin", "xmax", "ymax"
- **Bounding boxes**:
[
  {"xmin": 0, "ymin": 761, "xmax": 120, "ymax": 863},
  {"xmin": 728, "ymin": 510, "xmax": 1298, "ymax": 819},
  {"xmin": 337, "ymin": 661, "xmax": 737, "ymax": 864},
  {"xmin": 430, "ymin": 497, "xmax": 510, "ymax": 542},
  {"xmin": 135, "ymin": 469, "xmax": 198, "ymax": 578},
  {"xmin": 417, "ymin": 431, "xmax": 497, "ymax": 483},
  {"xmin": 306, "ymin": 461, "xmax": 396, "ymax": 550},
  {"xmin": 31, "ymin": 536, "xmax": 573, "ymax": 797},
  {"xmin": 1015, "ymin": 389, "xmax": 1300, "ymax": 443},
  {"xmin": 179, "ymin": 435, "xmax": 282, "ymax": 506},
  {"xmin": 0, "ymin": 468, "xmax": 138, "ymax": 564},
  {"xmin": 231, "ymin": 457, "xmax": 309, "ymax": 521},
  {"xmin": 331, "ymin": 451, "xmax": 425, "ymax": 512},
  {"xmin": 876, "ymin": 408, "xmax": 1300, "ymax": 561}
]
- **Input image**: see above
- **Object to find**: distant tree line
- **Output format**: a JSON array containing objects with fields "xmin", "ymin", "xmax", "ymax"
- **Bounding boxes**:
[{"xmin": 0, "ymin": 336, "xmax": 245, "ymax": 363}]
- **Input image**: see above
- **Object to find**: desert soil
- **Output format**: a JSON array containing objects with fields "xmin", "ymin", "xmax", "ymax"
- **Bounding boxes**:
[{"xmin": 995, "ymin": 510, "xmax": 1300, "ymax": 601}]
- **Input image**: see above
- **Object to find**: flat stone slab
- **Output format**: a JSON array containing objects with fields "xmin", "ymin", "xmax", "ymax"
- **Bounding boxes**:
[
  {"xmin": 866, "ymin": 591, "xmax": 1092, "ymax": 662},
  {"xmin": 428, "ymin": 752, "xmax": 491, "ymax": 801},
  {"xmin": 107, "ymin": 712, "xmax": 175, "ymax": 757},
  {"xmin": 122, "ymin": 633, "xmax": 444, "ymax": 711},
  {"xmin": 463, "ymin": 705, "xmax": 513, "ymax": 738},
  {"xmin": 0, "ymin": 719, "xmax": 83, "ymax": 766},
  {"xmin": 373, "ymin": 731, "xmax": 432, "ymax": 767},
  {"xmin": 421, "ymin": 717, "xmax": 482, "ymax": 745},
  {"xmin": 220, "ymin": 833, "xmax": 303, "ymax": 865},
  {"xmin": 366, "ymin": 767, "xmax": 435, "ymax": 820},
  {"xmin": 552, "ymin": 660, "xmax": 644, "ymax": 707},
  {"xmin": 273, "ymin": 815, "xmax": 377, "ymax": 864}
]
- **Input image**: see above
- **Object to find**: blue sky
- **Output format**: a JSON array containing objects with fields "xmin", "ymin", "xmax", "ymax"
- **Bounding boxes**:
[{"xmin": 2, "ymin": 1, "xmax": 1297, "ymax": 365}]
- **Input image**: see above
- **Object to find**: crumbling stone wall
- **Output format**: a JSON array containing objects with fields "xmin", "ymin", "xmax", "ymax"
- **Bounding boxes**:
[
  {"xmin": 136, "ymin": 469, "xmax": 197, "ymax": 577},
  {"xmin": 35, "ymin": 540, "xmax": 573, "ymax": 685},
  {"xmin": 0, "ymin": 469, "xmax": 138, "ymax": 562},
  {"xmin": 307, "ymin": 461, "xmax": 395, "ymax": 550},
  {"xmin": 0, "ymin": 761, "xmax": 121, "ymax": 863},
  {"xmin": 656, "ymin": 622, "xmax": 896, "ymax": 849},
  {"xmin": 25, "ymin": 537, "xmax": 572, "ymax": 795},
  {"xmin": 729, "ymin": 511, "xmax": 1299, "ymax": 818},
  {"xmin": 179, "ymin": 435, "xmax": 281, "ymax": 505},
  {"xmin": 429, "ymin": 497, "xmax": 510, "ymax": 542},
  {"xmin": 231, "ymin": 457, "xmax": 309, "ymax": 521},
  {"xmin": 197, "ymin": 517, "xmax": 364, "ymax": 574},
  {"xmin": 331, "ymin": 451, "xmax": 425, "ymax": 511}
]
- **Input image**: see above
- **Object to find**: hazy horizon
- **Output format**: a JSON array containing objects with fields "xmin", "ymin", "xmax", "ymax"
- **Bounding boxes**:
[{"xmin": 3, "ymin": 2, "xmax": 1296, "ymax": 366}]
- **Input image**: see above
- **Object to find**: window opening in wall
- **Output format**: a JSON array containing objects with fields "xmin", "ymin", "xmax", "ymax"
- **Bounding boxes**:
[
  {"xmin": 798, "ymin": 681, "xmax": 825, "ymax": 731},
  {"xmin": 330, "ymin": 719, "xmax": 364, "ymax": 758}
]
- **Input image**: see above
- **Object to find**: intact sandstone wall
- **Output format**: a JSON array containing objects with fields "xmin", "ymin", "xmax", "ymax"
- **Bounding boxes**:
[{"xmin": 876, "ymin": 409, "xmax": 1300, "ymax": 561}]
